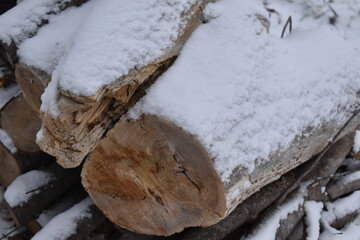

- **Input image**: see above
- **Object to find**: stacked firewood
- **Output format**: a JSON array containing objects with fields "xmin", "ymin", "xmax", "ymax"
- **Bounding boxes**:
[{"xmin": 1, "ymin": 1, "xmax": 360, "ymax": 240}]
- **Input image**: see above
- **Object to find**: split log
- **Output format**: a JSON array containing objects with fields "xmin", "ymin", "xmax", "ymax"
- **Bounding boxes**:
[
  {"xmin": 0, "ymin": 95, "xmax": 41, "ymax": 152},
  {"xmin": 326, "ymin": 171, "xmax": 360, "ymax": 200},
  {"xmin": 82, "ymin": 112, "xmax": 359, "ymax": 236},
  {"xmin": 31, "ymin": 198, "xmax": 106, "ymax": 240},
  {"xmin": 34, "ymin": 0, "xmax": 214, "ymax": 168},
  {"xmin": 0, "ymin": 142, "xmax": 50, "ymax": 187},
  {"xmin": 5, "ymin": 162, "xmax": 81, "ymax": 226}
]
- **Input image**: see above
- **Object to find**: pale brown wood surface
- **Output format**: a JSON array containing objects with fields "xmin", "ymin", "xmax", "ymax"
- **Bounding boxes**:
[
  {"xmin": 82, "ymin": 115, "xmax": 226, "ymax": 236},
  {"xmin": 0, "ymin": 95, "xmax": 41, "ymax": 152}
]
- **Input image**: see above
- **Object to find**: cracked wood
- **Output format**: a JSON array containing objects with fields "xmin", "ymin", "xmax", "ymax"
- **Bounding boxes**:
[{"xmin": 81, "ymin": 115, "xmax": 226, "ymax": 236}]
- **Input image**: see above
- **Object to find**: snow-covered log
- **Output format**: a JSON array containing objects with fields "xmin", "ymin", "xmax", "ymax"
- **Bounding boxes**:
[
  {"xmin": 326, "ymin": 170, "xmax": 360, "ymax": 201},
  {"xmin": 0, "ymin": 95, "xmax": 41, "ymax": 153},
  {"xmin": 4, "ymin": 162, "xmax": 81, "ymax": 226},
  {"xmin": 0, "ymin": 0, "xmax": 89, "ymax": 72},
  {"xmin": 82, "ymin": 116, "xmax": 358, "ymax": 236},
  {"xmin": 31, "ymin": 197, "xmax": 106, "ymax": 240},
  {"xmin": 28, "ymin": 0, "xmax": 214, "ymax": 168}
]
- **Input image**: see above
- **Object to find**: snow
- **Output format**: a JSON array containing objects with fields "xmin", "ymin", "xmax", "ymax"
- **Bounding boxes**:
[
  {"xmin": 37, "ymin": 196, "xmax": 81, "ymax": 227},
  {"xmin": 0, "ymin": 84, "xmax": 20, "ymax": 110},
  {"xmin": 4, "ymin": 170, "xmax": 54, "ymax": 207},
  {"xmin": 320, "ymin": 190, "xmax": 360, "ymax": 240},
  {"xmin": 304, "ymin": 201, "xmax": 323, "ymax": 240},
  {"xmin": 18, "ymin": 1, "xmax": 95, "ymax": 74},
  {"xmin": 32, "ymin": 197, "xmax": 93, "ymax": 240},
  {"xmin": 337, "ymin": 170, "xmax": 360, "ymax": 185},
  {"xmin": 0, "ymin": 0, "xmax": 74, "ymax": 45},
  {"xmin": 130, "ymin": 0, "xmax": 360, "ymax": 181},
  {"xmin": 322, "ymin": 190, "xmax": 360, "ymax": 224},
  {"xmin": 0, "ymin": 129, "xmax": 16, "ymax": 153},
  {"xmin": 244, "ymin": 185, "xmax": 307, "ymax": 240},
  {"xmin": 320, "ymin": 214, "xmax": 360, "ymax": 240},
  {"xmin": 354, "ymin": 130, "xmax": 360, "ymax": 153},
  {"xmin": 49, "ymin": 0, "xmax": 196, "ymax": 98}
]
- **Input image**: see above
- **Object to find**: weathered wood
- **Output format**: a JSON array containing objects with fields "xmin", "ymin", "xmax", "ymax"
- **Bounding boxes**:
[
  {"xmin": 82, "ymin": 115, "xmax": 226, "ymax": 236},
  {"xmin": 83, "ymin": 110, "xmax": 359, "ymax": 236},
  {"xmin": 37, "ymin": 0, "xmax": 214, "ymax": 168},
  {"xmin": 6, "ymin": 162, "xmax": 81, "ymax": 226},
  {"xmin": 326, "ymin": 171, "xmax": 360, "ymax": 200},
  {"xmin": 286, "ymin": 218, "xmax": 305, "ymax": 240},
  {"xmin": 15, "ymin": 64, "xmax": 50, "ymax": 115},
  {"xmin": 0, "ymin": 142, "xmax": 51, "ymax": 187},
  {"xmin": 180, "ymin": 170, "xmax": 298, "ymax": 240},
  {"xmin": 0, "ymin": 95, "xmax": 41, "ymax": 153},
  {"xmin": 244, "ymin": 133, "xmax": 354, "ymax": 240}
]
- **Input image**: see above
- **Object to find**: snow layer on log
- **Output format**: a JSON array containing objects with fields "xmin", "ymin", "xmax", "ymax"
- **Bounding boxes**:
[
  {"xmin": 320, "ymin": 214, "xmax": 360, "ymax": 240},
  {"xmin": 322, "ymin": 190, "xmax": 360, "ymax": 225},
  {"xmin": 18, "ymin": 1, "xmax": 95, "ymax": 74},
  {"xmin": 130, "ymin": 0, "xmax": 360, "ymax": 182},
  {"xmin": 245, "ymin": 184, "xmax": 307, "ymax": 240},
  {"xmin": 0, "ymin": 84, "xmax": 20, "ymax": 109},
  {"xmin": 304, "ymin": 201, "xmax": 323, "ymax": 240},
  {"xmin": 40, "ymin": 0, "xmax": 199, "ymax": 110},
  {"xmin": 0, "ymin": 0, "xmax": 78, "ymax": 45},
  {"xmin": 0, "ymin": 128, "xmax": 16, "ymax": 153},
  {"xmin": 4, "ymin": 170, "xmax": 54, "ymax": 207},
  {"xmin": 31, "ymin": 197, "xmax": 93, "ymax": 240}
]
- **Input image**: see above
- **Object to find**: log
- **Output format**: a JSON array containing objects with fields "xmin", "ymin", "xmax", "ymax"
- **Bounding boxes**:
[
  {"xmin": 0, "ymin": 0, "xmax": 89, "ymax": 71},
  {"xmin": 0, "ymin": 95, "xmax": 41, "ymax": 153},
  {"xmin": 326, "ymin": 171, "xmax": 360, "ymax": 200},
  {"xmin": 35, "ymin": 0, "xmax": 214, "ymax": 168},
  {"xmin": 244, "ymin": 133, "xmax": 354, "ymax": 240},
  {"xmin": 31, "ymin": 197, "xmax": 106, "ymax": 240},
  {"xmin": 286, "ymin": 218, "xmax": 305, "ymax": 240},
  {"xmin": 4, "ymin": 162, "xmax": 81, "ymax": 226},
  {"xmin": 0, "ymin": 142, "xmax": 51, "ymax": 187},
  {"xmin": 82, "ymin": 113, "xmax": 359, "ymax": 236},
  {"xmin": 15, "ymin": 64, "xmax": 50, "ymax": 115}
]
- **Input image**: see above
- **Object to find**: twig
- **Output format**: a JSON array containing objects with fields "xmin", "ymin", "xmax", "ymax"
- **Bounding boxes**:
[
  {"xmin": 25, "ymin": 180, "xmax": 57, "ymax": 194},
  {"xmin": 281, "ymin": 16, "xmax": 292, "ymax": 38},
  {"xmin": 0, "ymin": 226, "xmax": 22, "ymax": 240},
  {"xmin": 274, "ymin": 109, "xmax": 360, "ymax": 206}
]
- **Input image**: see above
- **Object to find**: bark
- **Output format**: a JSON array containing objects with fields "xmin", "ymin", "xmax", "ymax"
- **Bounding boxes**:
[
  {"xmin": 6, "ymin": 162, "xmax": 81, "ymax": 226},
  {"xmin": 326, "ymin": 172, "xmax": 360, "ymax": 200},
  {"xmin": 36, "ymin": 0, "xmax": 214, "ymax": 168},
  {"xmin": 0, "ymin": 142, "xmax": 51, "ymax": 187},
  {"xmin": 82, "ymin": 111, "xmax": 359, "ymax": 236},
  {"xmin": 244, "ymin": 133, "xmax": 354, "ymax": 240},
  {"xmin": 0, "ymin": 95, "xmax": 42, "ymax": 153}
]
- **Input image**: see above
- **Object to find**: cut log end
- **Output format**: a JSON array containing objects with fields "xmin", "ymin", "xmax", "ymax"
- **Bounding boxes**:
[
  {"xmin": 81, "ymin": 115, "xmax": 226, "ymax": 236},
  {"xmin": 0, "ymin": 143, "xmax": 21, "ymax": 187}
]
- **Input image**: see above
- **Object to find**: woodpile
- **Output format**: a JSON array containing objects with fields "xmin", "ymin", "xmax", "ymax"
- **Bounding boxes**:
[{"xmin": 1, "ymin": 1, "xmax": 360, "ymax": 240}]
